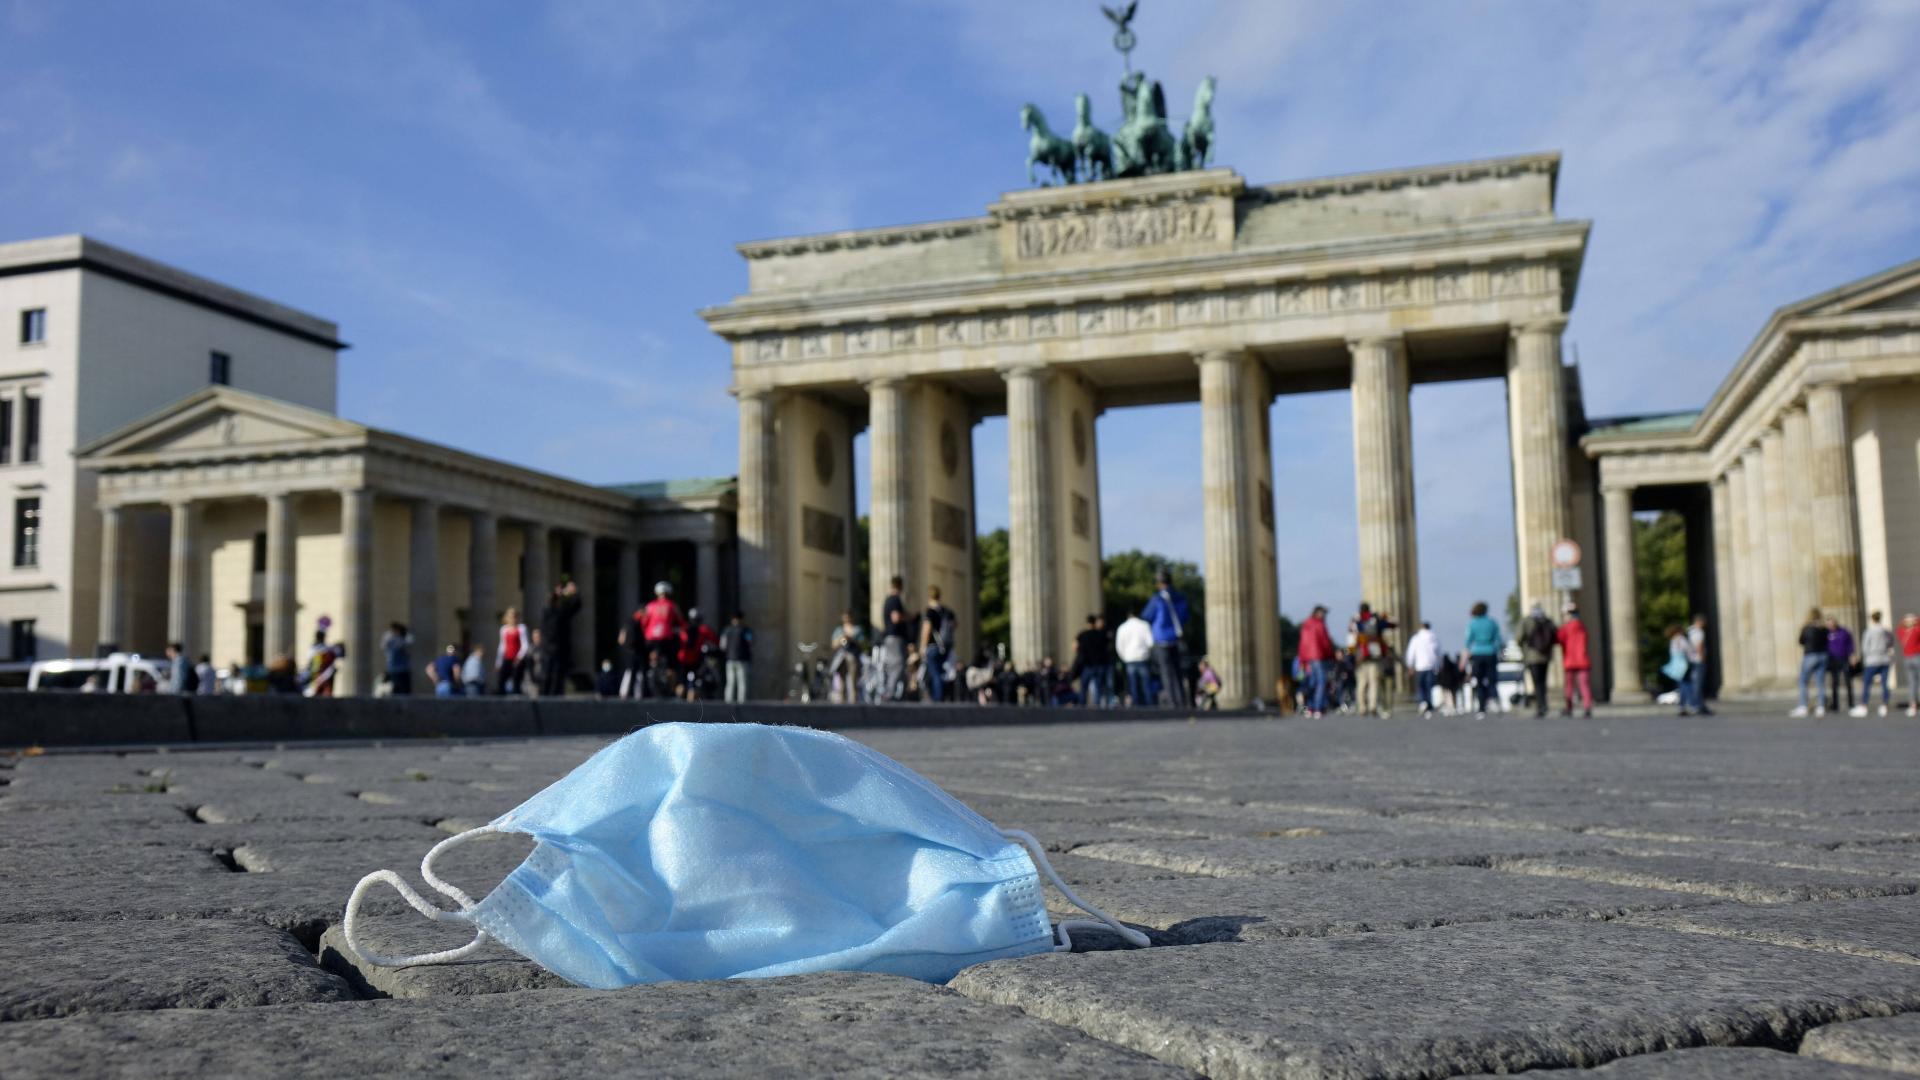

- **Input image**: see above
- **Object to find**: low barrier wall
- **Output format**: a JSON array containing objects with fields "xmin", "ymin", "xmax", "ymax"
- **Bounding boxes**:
[{"xmin": 0, "ymin": 692, "xmax": 1221, "ymax": 748}]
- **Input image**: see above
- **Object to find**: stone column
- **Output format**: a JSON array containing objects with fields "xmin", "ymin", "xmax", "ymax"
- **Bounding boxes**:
[
  {"xmin": 263, "ymin": 491, "xmax": 297, "ymax": 660},
  {"xmin": 1507, "ymin": 317, "xmax": 1573, "ymax": 612},
  {"xmin": 570, "ymin": 533, "xmax": 596, "ymax": 675},
  {"xmin": 1740, "ymin": 445, "xmax": 1777, "ymax": 687},
  {"xmin": 866, "ymin": 377, "xmax": 911, "ymax": 628},
  {"xmin": 1760, "ymin": 427, "xmax": 1799, "ymax": 679},
  {"xmin": 97, "ymin": 504, "xmax": 125, "ymax": 652},
  {"xmin": 1724, "ymin": 462, "xmax": 1754, "ymax": 691},
  {"xmin": 409, "ymin": 499, "xmax": 440, "ymax": 651},
  {"xmin": 522, "ymin": 523, "xmax": 550, "ymax": 622},
  {"xmin": 1807, "ymin": 384, "xmax": 1862, "ymax": 632},
  {"xmin": 1781, "ymin": 406, "xmax": 1817, "ymax": 634},
  {"xmin": 469, "ymin": 509, "xmax": 497, "ymax": 660},
  {"xmin": 1003, "ymin": 364, "xmax": 1054, "ymax": 667},
  {"xmin": 1198, "ymin": 349, "xmax": 1257, "ymax": 709},
  {"xmin": 339, "ymin": 489, "xmax": 374, "ymax": 696},
  {"xmin": 162, "ymin": 500, "xmax": 198, "ymax": 649},
  {"xmin": 735, "ymin": 390, "xmax": 784, "ymax": 697},
  {"xmin": 1709, "ymin": 475, "xmax": 1740, "ymax": 695},
  {"xmin": 1601, "ymin": 486, "xmax": 1640, "ymax": 700},
  {"xmin": 615, "ymin": 540, "xmax": 640, "ymax": 628},
  {"xmin": 696, "ymin": 537, "xmax": 721, "ymax": 619},
  {"xmin": 1349, "ymin": 336, "xmax": 1418, "ymax": 656}
]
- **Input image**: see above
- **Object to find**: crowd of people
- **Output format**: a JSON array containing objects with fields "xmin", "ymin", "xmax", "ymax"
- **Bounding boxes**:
[{"xmin": 1789, "ymin": 608, "xmax": 1920, "ymax": 718}]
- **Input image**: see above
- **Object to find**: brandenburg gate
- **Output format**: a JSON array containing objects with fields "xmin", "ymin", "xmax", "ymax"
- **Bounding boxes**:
[{"xmin": 701, "ymin": 153, "xmax": 1591, "ymax": 705}]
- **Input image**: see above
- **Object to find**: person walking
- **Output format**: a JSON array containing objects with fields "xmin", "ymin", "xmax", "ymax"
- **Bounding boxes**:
[
  {"xmin": 678, "ymin": 607, "xmax": 721, "ymax": 700},
  {"xmin": 1141, "ymin": 570, "xmax": 1191, "ymax": 708},
  {"xmin": 1685, "ymin": 614, "xmax": 1712, "ymax": 716},
  {"xmin": 496, "ymin": 608, "xmax": 528, "ymax": 695},
  {"xmin": 426, "ymin": 644, "xmax": 463, "ymax": 698},
  {"xmin": 1074, "ymin": 614, "xmax": 1114, "ymax": 708},
  {"xmin": 461, "ymin": 644, "xmax": 486, "ymax": 697},
  {"xmin": 1404, "ymin": 620, "xmax": 1440, "ymax": 717},
  {"xmin": 719, "ymin": 611, "xmax": 753, "ymax": 703},
  {"xmin": 879, "ymin": 576, "xmax": 910, "ymax": 702},
  {"xmin": 1857, "ymin": 610, "xmax": 1895, "ymax": 718},
  {"xmin": 1556, "ymin": 604, "xmax": 1594, "ymax": 718},
  {"xmin": 1792, "ymin": 609, "xmax": 1829, "ymax": 718},
  {"xmin": 381, "ymin": 622, "xmax": 414, "ymax": 695},
  {"xmin": 1463, "ymin": 601, "xmax": 1503, "ymax": 719},
  {"xmin": 1825, "ymin": 615, "xmax": 1857, "ymax": 715},
  {"xmin": 639, "ymin": 581, "xmax": 688, "ymax": 687},
  {"xmin": 163, "ymin": 642, "xmax": 196, "ymax": 695},
  {"xmin": 1518, "ymin": 602, "xmax": 1556, "ymax": 718},
  {"xmin": 919, "ymin": 586, "xmax": 956, "ymax": 704},
  {"xmin": 1666, "ymin": 626, "xmax": 1700, "ymax": 716},
  {"xmin": 539, "ymin": 579, "xmax": 581, "ymax": 696},
  {"xmin": 1115, "ymin": 609, "xmax": 1154, "ymax": 706},
  {"xmin": 1351, "ymin": 603, "xmax": 1395, "ymax": 719},
  {"xmin": 1901, "ymin": 613, "xmax": 1920, "ymax": 717},
  {"xmin": 194, "ymin": 654, "xmax": 216, "ymax": 695},
  {"xmin": 1298, "ymin": 604, "xmax": 1336, "ymax": 718}
]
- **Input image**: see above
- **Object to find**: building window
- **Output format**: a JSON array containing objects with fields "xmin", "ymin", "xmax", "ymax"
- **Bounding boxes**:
[
  {"xmin": 210, "ymin": 351, "xmax": 231, "ymax": 386},
  {"xmin": 19, "ymin": 308, "xmax": 46, "ymax": 345},
  {"xmin": 0, "ymin": 398, "xmax": 10, "ymax": 465},
  {"xmin": 13, "ymin": 497, "xmax": 39, "ymax": 567},
  {"xmin": 251, "ymin": 531, "xmax": 267, "ymax": 572},
  {"xmin": 9, "ymin": 618, "xmax": 35, "ymax": 661},
  {"xmin": 21, "ymin": 395, "xmax": 38, "ymax": 463}
]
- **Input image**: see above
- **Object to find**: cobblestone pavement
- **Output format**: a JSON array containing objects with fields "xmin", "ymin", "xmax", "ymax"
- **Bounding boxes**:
[{"xmin": 3, "ymin": 709, "xmax": 1919, "ymax": 1078}]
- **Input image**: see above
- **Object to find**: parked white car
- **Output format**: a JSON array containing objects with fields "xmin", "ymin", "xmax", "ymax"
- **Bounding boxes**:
[{"xmin": 27, "ymin": 653, "xmax": 168, "ymax": 693}]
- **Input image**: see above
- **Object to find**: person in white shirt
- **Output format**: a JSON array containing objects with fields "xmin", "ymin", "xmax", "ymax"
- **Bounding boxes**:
[
  {"xmin": 1115, "ymin": 612, "xmax": 1155, "ymax": 706},
  {"xmin": 1404, "ymin": 621, "xmax": 1441, "ymax": 716}
]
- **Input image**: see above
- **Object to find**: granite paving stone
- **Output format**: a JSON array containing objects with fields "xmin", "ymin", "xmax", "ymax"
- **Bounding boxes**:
[
  {"xmin": 0, "ymin": 973, "xmax": 1194, "ymax": 1078},
  {"xmin": 1801, "ymin": 1014, "xmax": 1920, "ymax": 1075},
  {"xmin": 0, "ymin": 919, "xmax": 353, "ymax": 1020},
  {"xmin": 950, "ymin": 919, "xmax": 1920, "ymax": 1079},
  {"xmin": 1496, "ymin": 852, "xmax": 1920, "ymax": 902},
  {"xmin": 1073, "ymin": 824, "xmax": 1600, "ymax": 876},
  {"xmin": 316, "ymin": 914, "xmax": 574, "ymax": 998},
  {"xmin": 1620, "ymin": 896, "xmax": 1920, "ymax": 966},
  {"xmin": 1465, "ymin": 1046, "xmax": 1907, "ymax": 1077}
]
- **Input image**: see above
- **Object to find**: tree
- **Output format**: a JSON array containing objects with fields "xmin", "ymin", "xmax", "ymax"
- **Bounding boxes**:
[
  {"xmin": 1102, "ymin": 549, "xmax": 1207, "ymax": 657},
  {"xmin": 1633, "ymin": 510, "xmax": 1691, "ymax": 691},
  {"xmin": 853, "ymin": 515, "xmax": 870, "ymax": 623},
  {"xmin": 975, "ymin": 528, "xmax": 1011, "ymax": 648}
]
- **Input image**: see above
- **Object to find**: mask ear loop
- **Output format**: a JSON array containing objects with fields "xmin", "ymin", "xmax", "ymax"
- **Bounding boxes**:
[
  {"xmin": 1000, "ymin": 828, "xmax": 1151, "ymax": 951},
  {"xmin": 342, "ymin": 825, "xmax": 499, "ymax": 969}
]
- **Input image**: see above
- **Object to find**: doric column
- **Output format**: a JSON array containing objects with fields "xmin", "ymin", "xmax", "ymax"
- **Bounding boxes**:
[
  {"xmin": 866, "ymin": 377, "xmax": 911, "ymax": 628},
  {"xmin": 1760, "ymin": 427, "xmax": 1799, "ymax": 679},
  {"xmin": 469, "ymin": 509, "xmax": 497, "ymax": 659},
  {"xmin": 165, "ymin": 500, "xmax": 198, "ymax": 648},
  {"xmin": 97, "ymin": 504, "xmax": 125, "ymax": 652},
  {"xmin": 409, "ymin": 499, "xmax": 441, "ymax": 651},
  {"xmin": 339, "ymin": 489, "xmax": 374, "ymax": 696},
  {"xmin": 1724, "ymin": 462, "xmax": 1755, "ymax": 691},
  {"xmin": 735, "ymin": 390, "xmax": 784, "ymax": 696},
  {"xmin": 1709, "ymin": 475, "xmax": 1739, "ymax": 695},
  {"xmin": 1507, "ymin": 317, "xmax": 1573, "ymax": 611},
  {"xmin": 1780, "ymin": 406, "xmax": 1817, "ymax": 633},
  {"xmin": 615, "ymin": 540, "xmax": 640, "ymax": 628},
  {"xmin": 1349, "ymin": 335, "xmax": 1418, "ymax": 656},
  {"xmin": 1740, "ymin": 445, "xmax": 1777, "ymax": 687},
  {"xmin": 570, "ymin": 533, "xmax": 596, "ymax": 675},
  {"xmin": 1601, "ymin": 486, "xmax": 1640, "ymax": 700},
  {"xmin": 263, "ymin": 491, "xmax": 297, "ymax": 660},
  {"xmin": 522, "ymin": 522, "xmax": 551, "ymax": 623},
  {"xmin": 696, "ymin": 537, "xmax": 721, "ymax": 618},
  {"xmin": 1807, "ymin": 384, "xmax": 1862, "ymax": 632},
  {"xmin": 1003, "ymin": 364, "xmax": 1054, "ymax": 667},
  {"xmin": 1198, "ymin": 349, "xmax": 1257, "ymax": 708}
]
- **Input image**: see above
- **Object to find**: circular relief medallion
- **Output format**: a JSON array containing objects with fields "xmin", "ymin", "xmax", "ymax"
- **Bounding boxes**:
[
  {"xmin": 1072, "ymin": 410, "xmax": 1089, "ymax": 466},
  {"xmin": 813, "ymin": 429, "xmax": 835, "ymax": 486},
  {"xmin": 940, "ymin": 421, "xmax": 959, "ymax": 478}
]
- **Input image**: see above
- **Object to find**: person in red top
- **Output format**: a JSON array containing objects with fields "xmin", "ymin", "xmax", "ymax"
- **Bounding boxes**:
[
  {"xmin": 1899, "ymin": 613, "xmax": 1920, "ymax": 717},
  {"xmin": 1555, "ymin": 602, "xmax": 1593, "ymax": 718},
  {"xmin": 676, "ymin": 607, "xmax": 721, "ymax": 698},
  {"xmin": 1296, "ymin": 604, "xmax": 1336, "ymax": 718},
  {"xmin": 639, "ymin": 581, "xmax": 689, "ymax": 680}
]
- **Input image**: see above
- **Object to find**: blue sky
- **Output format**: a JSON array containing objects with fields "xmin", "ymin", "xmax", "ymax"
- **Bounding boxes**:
[{"xmin": 5, "ymin": 0, "xmax": 1918, "ymax": 646}]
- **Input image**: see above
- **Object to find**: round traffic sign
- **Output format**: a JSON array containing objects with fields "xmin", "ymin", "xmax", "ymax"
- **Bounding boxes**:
[{"xmin": 1550, "ymin": 538, "xmax": 1582, "ymax": 569}]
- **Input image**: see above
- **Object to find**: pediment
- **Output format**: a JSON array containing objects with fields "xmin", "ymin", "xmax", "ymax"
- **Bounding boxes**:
[
  {"xmin": 1797, "ymin": 259, "xmax": 1920, "ymax": 318},
  {"xmin": 79, "ymin": 387, "xmax": 362, "ymax": 460}
]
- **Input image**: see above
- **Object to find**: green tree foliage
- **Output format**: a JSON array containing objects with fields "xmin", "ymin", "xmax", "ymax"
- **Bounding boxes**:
[
  {"xmin": 975, "ymin": 528, "xmax": 1011, "ymax": 648},
  {"xmin": 1633, "ymin": 510, "xmax": 1691, "ymax": 690},
  {"xmin": 1101, "ymin": 549, "xmax": 1208, "ymax": 657},
  {"xmin": 853, "ymin": 515, "xmax": 870, "ymax": 623}
]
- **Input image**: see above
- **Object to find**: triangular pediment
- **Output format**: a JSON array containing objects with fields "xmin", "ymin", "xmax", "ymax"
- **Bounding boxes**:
[
  {"xmin": 1793, "ymin": 258, "xmax": 1920, "ymax": 318},
  {"xmin": 79, "ymin": 387, "xmax": 363, "ymax": 460}
]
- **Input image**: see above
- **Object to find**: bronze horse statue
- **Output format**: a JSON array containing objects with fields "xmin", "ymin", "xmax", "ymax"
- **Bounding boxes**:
[{"xmin": 1020, "ymin": 103, "xmax": 1077, "ymax": 185}]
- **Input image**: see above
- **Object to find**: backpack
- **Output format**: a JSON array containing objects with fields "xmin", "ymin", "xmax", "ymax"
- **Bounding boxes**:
[
  {"xmin": 932, "ymin": 606, "xmax": 956, "ymax": 653},
  {"xmin": 1526, "ymin": 616, "xmax": 1556, "ymax": 654},
  {"xmin": 179, "ymin": 662, "xmax": 200, "ymax": 694}
]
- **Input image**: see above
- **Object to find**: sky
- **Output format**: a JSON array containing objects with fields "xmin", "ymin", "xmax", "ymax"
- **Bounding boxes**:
[{"xmin": 4, "ymin": 0, "xmax": 1918, "ymax": 647}]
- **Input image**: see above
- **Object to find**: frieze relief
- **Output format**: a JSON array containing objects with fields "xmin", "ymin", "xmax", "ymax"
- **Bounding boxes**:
[{"xmin": 1013, "ymin": 202, "xmax": 1221, "ymax": 262}]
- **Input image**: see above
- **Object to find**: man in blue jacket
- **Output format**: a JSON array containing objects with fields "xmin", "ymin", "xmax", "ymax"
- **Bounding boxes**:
[{"xmin": 1140, "ymin": 569, "xmax": 1191, "ymax": 708}]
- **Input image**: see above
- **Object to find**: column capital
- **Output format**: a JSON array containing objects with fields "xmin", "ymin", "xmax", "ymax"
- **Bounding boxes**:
[
  {"xmin": 1509, "ymin": 314, "xmax": 1569, "ymax": 339},
  {"xmin": 1344, "ymin": 334, "xmax": 1404, "ymax": 356},
  {"xmin": 1600, "ymin": 482, "xmax": 1636, "ymax": 499},
  {"xmin": 863, "ymin": 374, "xmax": 908, "ymax": 392},
  {"xmin": 1193, "ymin": 347, "xmax": 1251, "ymax": 368},
  {"xmin": 997, "ymin": 361, "xmax": 1050, "ymax": 381}
]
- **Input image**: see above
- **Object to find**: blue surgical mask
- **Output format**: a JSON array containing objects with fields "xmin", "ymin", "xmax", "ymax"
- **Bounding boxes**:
[{"xmin": 343, "ymin": 722, "xmax": 1146, "ymax": 987}]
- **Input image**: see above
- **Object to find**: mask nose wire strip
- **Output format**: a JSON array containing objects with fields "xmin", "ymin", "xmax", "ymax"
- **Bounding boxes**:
[
  {"xmin": 1000, "ymin": 828, "xmax": 1151, "ymax": 951},
  {"xmin": 342, "ymin": 826, "xmax": 499, "ymax": 969}
]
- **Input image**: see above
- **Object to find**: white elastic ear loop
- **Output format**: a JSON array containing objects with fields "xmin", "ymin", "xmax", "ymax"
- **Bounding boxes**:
[
  {"xmin": 1001, "ymin": 828, "xmax": 1151, "ymax": 951},
  {"xmin": 342, "ymin": 826, "xmax": 498, "ymax": 969}
]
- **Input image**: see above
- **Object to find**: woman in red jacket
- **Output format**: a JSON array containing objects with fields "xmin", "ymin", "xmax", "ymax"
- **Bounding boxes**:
[{"xmin": 1555, "ymin": 603, "xmax": 1592, "ymax": 718}]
